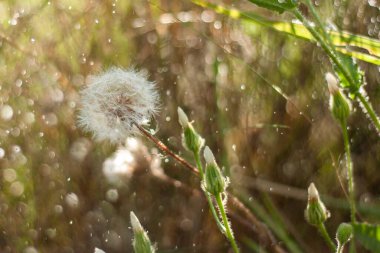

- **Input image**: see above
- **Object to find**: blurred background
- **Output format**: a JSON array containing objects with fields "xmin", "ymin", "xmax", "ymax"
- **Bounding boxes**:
[{"xmin": 0, "ymin": 0, "xmax": 379, "ymax": 252}]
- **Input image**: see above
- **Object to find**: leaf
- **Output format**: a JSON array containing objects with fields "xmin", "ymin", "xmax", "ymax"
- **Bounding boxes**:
[
  {"xmin": 246, "ymin": 0, "xmax": 297, "ymax": 14},
  {"xmin": 334, "ymin": 53, "xmax": 364, "ymax": 97},
  {"xmin": 353, "ymin": 223, "xmax": 380, "ymax": 252},
  {"xmin": 337, "ymin": 48, "xmax": 380, "ymax": 66},
  {"xmin": 191, "ymin": 0, "xmax": 380, "ymax": 65}
]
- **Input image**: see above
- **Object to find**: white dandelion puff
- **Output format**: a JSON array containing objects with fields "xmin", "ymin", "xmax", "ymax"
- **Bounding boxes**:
[{"xmin": 78, "ymin": 67, "xmax": 159, "ymax": 143}]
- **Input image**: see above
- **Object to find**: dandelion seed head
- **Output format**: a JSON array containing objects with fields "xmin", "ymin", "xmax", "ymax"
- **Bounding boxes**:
[{"xmin": 78, "ymin": 67, "xmax": 159, "ymax": 143}]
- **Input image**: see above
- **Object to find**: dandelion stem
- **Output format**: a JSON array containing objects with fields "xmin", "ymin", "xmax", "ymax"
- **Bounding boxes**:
[
  {"xmin": 340, "ymin": 121, "xmax": 356, "ymax": 223},
  {"xmin": 317, "ymin": 223, "xmax": 336, "ymax": 252},
  {"xmin": 134, "ymin": 124, "xmax": 198, "ymax": 175},
  {"xmin": 215, "ymin": 193, "xmax": 240, "ymax": 253},
  {"xmin": 193, "ymin": 152, "xmax": 226, "ymax": 233}
]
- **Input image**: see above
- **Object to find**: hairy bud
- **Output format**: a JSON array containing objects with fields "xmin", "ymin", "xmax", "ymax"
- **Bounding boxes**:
[
  {"xmin": 203, "ymin": 146, "xmax": 228, "ymax": 196},
  {"xmin": 305, "ymin": 183, "xmax": 330, "ymax": 226},
  {"xmin": 325, "ymin": 73, "xmax": 351, "ymax": 124},
  {"xmin": 177, "ymin": 107, "xmax": 204, "ymax": 154},
  {"xmin": 336, "ymin": 223, "xmax": 353, "ymax": 248},
  {"xmin": 130, "ymin": 212, "xmax": 156, "ymax": 253}
]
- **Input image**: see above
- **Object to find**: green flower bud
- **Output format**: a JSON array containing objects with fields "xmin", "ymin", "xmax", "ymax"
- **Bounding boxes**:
[
  {"xmin": 336, "ymin": 223, "xmax": 353, "ymax": 247},
  {"xmin": 203, "ymin": 146, "xmax": 228, "ymax": 196},
  {"xmin": 326, "ymin": 73, "xmax": 351, "ymax": 124},
  {"xmin": 130, "ymin": 212, "xmax": 156, "ymax": 253},
  {"xmin": 305, "ymin": 183, "xmax": 330, "ymax": 226},
  {"xmin": 177, "ymin": 107, "xmax": 204, "ymax": 154}
]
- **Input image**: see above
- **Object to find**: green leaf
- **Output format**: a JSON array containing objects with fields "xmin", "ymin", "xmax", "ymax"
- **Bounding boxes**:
[
  {"xmin": 353, "ymin": 223, "xmax": 380, "ymax": 252},
  {"xmin": 247, "ymin": 0, "xmax": 297, "ymax": 14},
  {"xmin": 191, "ymin": 0, "xmax": 380, "ymax": 65},
  {"xmin": 334, "ymin": 54, "xmax": 364, "ymax": 97}
]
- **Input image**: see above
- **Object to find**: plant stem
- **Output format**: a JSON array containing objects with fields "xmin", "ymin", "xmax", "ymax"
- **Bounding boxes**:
[
  {"xmin": 193, "ymin": 151, "xmax": 226, "ymax": 233},
  {"xmin": 136, "ymin": 124, "xmax": 285, "ymax": 253},
  {"xmin": 292, "ymin": 8, "xmax": 356, "ymax": 88},
  {"xmin": 193, "ymin": 152, "xmax": 204, "ymax": 178},
  {"xmin": 356, "ymin": 92, "xmax": 380, "ymax": 132},
  {"xmin": 341, "ymin": 120, "xmax": 356, "ymax": 223},
  {"xmin": 292, "ymin": 8, "xmax": 380, "ymax": 134},
  {"xmin": 304, "ymin": 0, "xmax": 329, "ymax": 41},
  {"xmin": 336, "ymin": 243, "xmax": 343, "ymax": 253},
  {"xmin": 317, "ymin": 223, "xmax": 336, "ymax": 252},
  {"xmin": 215, "ymin": 193, "xmax": 240, "ymax": 253},
  {"xmin": 341, "ymin": 120, "xmax": 357, "ymax": 253},
  {"xmin": 135, "ymin": 124, "xmax": 198, "ymax": 175}
]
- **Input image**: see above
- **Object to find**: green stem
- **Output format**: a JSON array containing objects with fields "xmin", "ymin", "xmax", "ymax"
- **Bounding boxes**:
[
  {"xmin": 292, "ymin": 8, "xmax": 380, "ymax": 134},
  {"xmin": 336, "ymin": 244, "xmax": 343, "ymax": 253},
  {"xmin": 341, "ymin": 120, "xmax": 356, "ymax": 223},
  {"xmin": 215, "ymin": 193, "xmax": 240, "ymax": 253},
  {"xmin": 193, "ymin": 152, "xmax": 226, "ymax": 233},
  {"xmin": 292, "ymin": 8, "xmax": 356, "ymax": 89},
  {"xmin": 317, "ymin": 223, "xmax": 336, "ymax": 252},
  {"xmin": 356, "ymin": 92, "xmax": 380, "ymax": 132},
  {"xmin": 194, "ymin": 151, "xmax": 204, "ymax": 178},
  {"xmin": 304, "ymin": 0, "xmax": 329, "ymax": 41}
]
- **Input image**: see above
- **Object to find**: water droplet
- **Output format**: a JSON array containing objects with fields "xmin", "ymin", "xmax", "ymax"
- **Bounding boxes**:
[
  {"xmin": 106, "ymin": 189, "xmax": 119, "ymax": 202},
  {"xmin": 10, "ymin": 181, "xmax": 24, "ymax": 197},
  {"xmin": 0, "ymin": 148, "xmax": 5, "ymax": 158},
  {"xmin": 65, "ymin": 192, "xmax": 79, "ymax": 208},
  {"xmin": 9, "ymin": 18, "xmax": 17, "ymax": 26},
  {"xmin": 23, "ymin": 246, "xmax": 38, "ymax": 253},
  {"xmin": 0, "ymin": 105, "xmax": 13, "ymax": 121},
  {"xmin": 3, "ymin": 168, "xmax": 17, "ymax": 182},
  {"xmin": 15, "ymin": 79, "xmax": 23, "ymax": 87},
  {"xmin": 54, "ymin": 205, "xmax": 63, "ymax": 214}
]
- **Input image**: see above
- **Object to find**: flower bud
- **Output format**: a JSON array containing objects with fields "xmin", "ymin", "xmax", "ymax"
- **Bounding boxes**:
[
  {"xmin": 203, "ymin": 146, "xmax": 228, "ymax": 196},
  {"xmin": 326, "ymin": 72, "xmax": 339, "ymax": 94},
  {"xmin": 325, "ymin": 73, "xmax": 351, "ymax": 124},
  {"xmin": 204, "ymin": 146, "xmax": 215, "ymax": 164},
  {"xmin": 177, "ymin": 107, "xmax": 189, "ymax": 128},
  {"xmin": 336, "ymin": 223, "xmax": 353, "ymax": 247},
  {"xmin": 305, "ymin": 183, "xmax": 330, "ymax": 226},
  {"xmin": 130, "ymin": 212, "xmax": 156, "ymax": 253},
  {"xmin": 177, "ymin": 107, "xmax": 204, "ymax": 154}
]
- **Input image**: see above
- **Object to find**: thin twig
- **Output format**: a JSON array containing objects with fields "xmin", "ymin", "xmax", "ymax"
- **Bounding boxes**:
[{"xmin": 135, "ymin": 124, "xmax": 198, "ymax": 175}]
